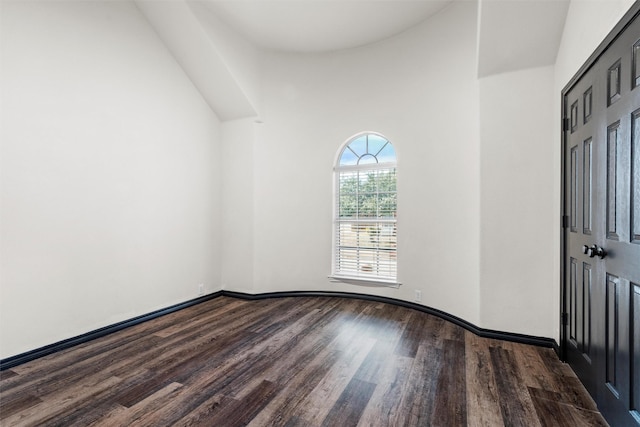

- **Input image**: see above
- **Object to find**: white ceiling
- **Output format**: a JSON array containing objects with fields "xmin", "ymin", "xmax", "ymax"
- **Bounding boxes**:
[
  {"xmin": 196, "ymin": 0, "xmax": 454, "ymax": 53},
  {"xmin": 136, "ymin": 0, "xmax": 571, "ymax": 121}
]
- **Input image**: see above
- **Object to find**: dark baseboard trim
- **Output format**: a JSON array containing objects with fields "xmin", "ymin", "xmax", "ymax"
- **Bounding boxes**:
[
  {"xmin": 221, "ymin": 290, "xmax": 559, "ymax": 352},
  {"xmin": 0, "ymin": 292, "xmax": 222, "ymax": 371},
  {"xmin": 1, "ymin": 289, "xmax": 558, "ymax": 371}
]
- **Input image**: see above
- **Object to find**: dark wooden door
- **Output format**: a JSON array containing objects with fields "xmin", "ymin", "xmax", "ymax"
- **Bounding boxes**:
[{"xmin": 563, "ymin": 8, "xmax": 640, "ymax": 426}]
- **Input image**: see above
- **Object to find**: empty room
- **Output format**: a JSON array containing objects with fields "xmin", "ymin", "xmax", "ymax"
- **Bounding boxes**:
[{"xmin": 1, "ymin": 0, "xmax": 639, "ymax": 425}]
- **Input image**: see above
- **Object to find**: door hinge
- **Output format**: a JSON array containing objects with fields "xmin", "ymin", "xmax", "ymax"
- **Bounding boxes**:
[
  {"xmin": 563, "ymin": 117, "xmax": 570, "ymax": 132},
  {"xmin": 562, "ymin": 215, "xmax": 569, "ymax": 229},
  {"xmin": 562, "ymin": 312, "xmax": 568, "ymax": 326}
]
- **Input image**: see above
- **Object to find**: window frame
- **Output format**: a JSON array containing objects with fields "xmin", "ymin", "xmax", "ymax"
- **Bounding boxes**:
[{"xmin": 330, "ymin": 132, "xmax": 400, "ymax": 288}]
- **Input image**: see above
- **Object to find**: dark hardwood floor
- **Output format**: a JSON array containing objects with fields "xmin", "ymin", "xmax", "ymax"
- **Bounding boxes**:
[{"xmin": 0, "ymin": 296, "xmax": 607, "ymax": 426}]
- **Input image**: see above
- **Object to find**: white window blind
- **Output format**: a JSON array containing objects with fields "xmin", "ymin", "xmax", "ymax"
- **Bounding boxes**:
[{"xmin": 333, "ymin": 133, "xmax": 397, "ymax": 283}]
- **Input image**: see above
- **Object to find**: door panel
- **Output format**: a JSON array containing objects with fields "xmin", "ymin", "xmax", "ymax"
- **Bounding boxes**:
[
  {"xmin": 565, "ymin": 61, "xmax": 603, "ymax": 401},
  {"xmin": 632, "ymin": 109, "xmax": 640, "ymax": 244},
  {"xmin": 563, "ymin": 9, "xmax": 640, "ymax": 426},
  {"xmin": 584, "ymin": 137, "xmax": 593, "ymax": 235}
]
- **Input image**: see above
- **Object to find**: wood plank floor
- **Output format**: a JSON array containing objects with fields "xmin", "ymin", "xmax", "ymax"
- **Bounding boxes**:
[{"xmin": 0, "ymin": 296, "xmax": 607, "ymax": 426}]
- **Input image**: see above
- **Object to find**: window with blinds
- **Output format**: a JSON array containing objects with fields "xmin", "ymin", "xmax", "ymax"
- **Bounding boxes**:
[{"xmin": 332, "ymin": 133, "xmax": 397, "ymax": 283}]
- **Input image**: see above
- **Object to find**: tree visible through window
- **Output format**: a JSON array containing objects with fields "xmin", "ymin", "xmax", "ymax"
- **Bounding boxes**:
[{"xmin": 333, "ymin": 133, "xmax": 397, "ymax": 282}]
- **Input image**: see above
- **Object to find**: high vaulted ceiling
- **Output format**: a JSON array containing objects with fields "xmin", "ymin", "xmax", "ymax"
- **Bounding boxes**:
[
  {"xmin": 197, "ymin": 0, "xmax": 454, "ymax": 53},
  {"xmin": 136, "ymin": 0, "xmax": 570, "ymax": 121}
]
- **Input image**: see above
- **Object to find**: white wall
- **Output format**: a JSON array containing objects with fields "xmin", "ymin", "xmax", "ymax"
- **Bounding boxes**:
[
  {"xmin": 479, "ymin": 66, "xmax": 556, "ymax": 337},
  {"xmin": 221, "ymin": 2, "xmax": 482, "ymax": 325},
  {"xmin": 555, "ymin": 0, "xmax": 636, "ymax": 88},
  {"xmin": 477, "ymin": 0, "xmax": 569, "ymax": 78},
  {"xmin": 220, "ymin": 118, "xmax": 256, "ymax": 293},
  {"xmin": 134, "ymin": 0, "xmax": 257, "ymax": 121},
  {"xmin": 0, "ymin": 1, "xmax": 222, "ymax": 359},
  {"xmin": 188, "ymin": 0, "xmax": 262, "ymax": 117}
]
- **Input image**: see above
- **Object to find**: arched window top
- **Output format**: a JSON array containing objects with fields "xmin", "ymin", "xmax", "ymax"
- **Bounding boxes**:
[
  {"xmin": 332, "ymin": 132, "xmax": 398, "ymax": 285},
  {"xmin": 338, "ymin": 133, "xmax": 396, "ymax": 167}
]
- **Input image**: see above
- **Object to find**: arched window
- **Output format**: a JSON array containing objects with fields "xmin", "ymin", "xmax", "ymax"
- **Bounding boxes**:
[{"xmin": 332, "ymin": 132, "xmax": 397, "ymax": 284}]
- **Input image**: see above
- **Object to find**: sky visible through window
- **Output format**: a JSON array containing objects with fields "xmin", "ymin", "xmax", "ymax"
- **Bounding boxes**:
[{"xmin": 339, "ymin": 134, "xmax": 396, "ymax": 166}]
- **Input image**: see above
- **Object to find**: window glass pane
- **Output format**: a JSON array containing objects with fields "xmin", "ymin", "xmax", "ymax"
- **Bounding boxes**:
[
  {"xmin": 368, "ymin": 135, "xmax": 388, "ymax": 156},
  {"xmin": 348, "ymin": 136, "xmax": 367, "ymax": 157},
  {"xmin": 378, "ymin": 224, "xmax": 397, "ymax": 248},
  {"xmin": 339, "ymin": 195, "xmax": 357, "ymax": 217},
  {"xmin": 357, "ymin": 249, "xmax": 378, "ymax": 273},
  {"xmin": 358, "ymin": 171, "xmax": 377, "ymax": 194},
  {"xmin": 358, "ymin": 154, "xmax": 377, "ymax": 165},
  {"xmin": 377, "ymin": 193, "xmax": 396, "ymax": 218},
  {"xmin": 359, "ymin": 197, "xmax": 377, "ymax": 217},
  {"xmin": 337, "ymin": 247, "xmax": 358, "ymax": 270},
  {"xmin": 339, "ymin": 172, "xmax": 358, "ymax": 193},
  {"xmin": 360, "ymin": 224, "xmax": 377, "ymax": 248},
  {"xmin": 378, "ymin": 169, "xmax": 396, "ymax": 192},
  {"xmin": 377, "ymin": 143, "xmax": 396, "ymax": 163},
  {"xmin": 339, "ymin": 149, "xmax": 358, "ymax": 166},
  {"xmin": 368, "ymin": 225, "xmax": 383, "ymax": 247},
  {"xmin": 338, "ymin": 223, "xmax": 357, "ymax": 247},
  {"xmin": 345, "ymin": 223, "xmax": 370, "ymax": 248}
]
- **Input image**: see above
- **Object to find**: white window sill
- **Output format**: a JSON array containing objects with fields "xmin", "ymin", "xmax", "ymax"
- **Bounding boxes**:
[{"xmin": 328, "ymin": 275, "xmax": 401, "ymax": 289}]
